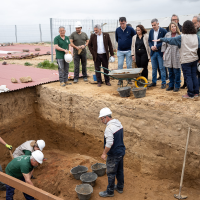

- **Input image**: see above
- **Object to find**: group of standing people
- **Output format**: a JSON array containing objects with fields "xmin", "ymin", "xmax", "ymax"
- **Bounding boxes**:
[{"xmin": 54, "ymin": 15, "xmax": 200, "ymax": 98}]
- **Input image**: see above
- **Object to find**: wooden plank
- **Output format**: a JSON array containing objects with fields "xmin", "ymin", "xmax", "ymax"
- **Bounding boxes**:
[{"xmin": 0, "ymin": 172, "xmax": 63, "ymax": 200}]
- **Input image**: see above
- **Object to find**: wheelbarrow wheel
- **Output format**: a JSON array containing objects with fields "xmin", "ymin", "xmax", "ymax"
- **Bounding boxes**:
[{"xmin": 135, "ymin": 76, "xmax": 148, "ymax": 88}]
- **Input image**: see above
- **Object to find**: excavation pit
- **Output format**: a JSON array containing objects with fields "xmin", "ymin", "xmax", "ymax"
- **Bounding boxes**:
[{"xmin": 0, "ymin": 79, "xmax": 200, "ymax": 199}]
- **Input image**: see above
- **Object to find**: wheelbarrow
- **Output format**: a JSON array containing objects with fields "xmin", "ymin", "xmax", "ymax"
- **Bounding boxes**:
[{"xmin": 95, "ymin": 67, "xmax": 150, "ymax": 88}]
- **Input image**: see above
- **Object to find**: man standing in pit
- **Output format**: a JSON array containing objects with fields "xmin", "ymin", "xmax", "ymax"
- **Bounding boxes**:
[
  {"xmin": 54, "ymin": 26, "xmax": 71, "ymax": 87},
  {"xmin": 0, "ymin": 137, "xmax": 12, "ymax": 191},
  {"xmin": 70, "ymin": 21, "xmax": 89, "ymax": 83},
  {"xmin": 5, "ymin": 150, "xmax": 44, "ymax": 200},
  {"xmin": 98, "ymin": 108, "xmax": 125, "ymax": 198}
]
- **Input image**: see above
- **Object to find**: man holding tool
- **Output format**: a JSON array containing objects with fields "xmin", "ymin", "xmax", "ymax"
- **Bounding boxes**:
[
  {"xmin": 98, "ymin": 107, "xmax": 125, "ymax": 198},
  {"xmin": 5, "ymin": 150, "xmax": 44, "ymax": 200},
  {"xmin": 0, "ymin": 137, "xmax": 12, "ymax": 191}
]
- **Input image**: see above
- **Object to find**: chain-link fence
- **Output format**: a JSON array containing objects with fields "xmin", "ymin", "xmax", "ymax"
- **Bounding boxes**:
[
  {"xmin": 0, "ymin": 24, "xmax": 51, "ymax": 43},
  {"xmin": 50, "ymin": 18, "xmax": 119, "ymax": 62}
]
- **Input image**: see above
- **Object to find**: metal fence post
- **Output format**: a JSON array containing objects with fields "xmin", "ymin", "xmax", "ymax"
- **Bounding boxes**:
[
  {"xmin": 116, "ymin": 20, "xmax": 118, "ymax": 28},
  {"xmin": 69, "ymin": 25, "xmax": 71, "ymax": 35},
  {"xmin": 92, "ymin": 20, "xmax": 94, "ymax": 30},
  {"xmin": 50, "ymin": 18, "xmax": 54, "ymax": 63},
  {"xmin": 39, "ymin": 24, "xmax": 42, "ymax": 42},
  {"xmin": 15, "ymin": 25, "xmax": 17, "ymax": 43}
]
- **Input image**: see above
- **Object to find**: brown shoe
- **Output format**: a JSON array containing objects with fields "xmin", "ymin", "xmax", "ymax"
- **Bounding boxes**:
[
  {"xmin": 106, "ymin": 82, "xmax": 111, "ymax": 86},
  {"xmin": 98, "ymin": 83, "xmax": 101, "ymax": 87}
]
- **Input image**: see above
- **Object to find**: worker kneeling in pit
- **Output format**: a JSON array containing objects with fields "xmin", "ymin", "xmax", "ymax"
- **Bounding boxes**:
[
  {"xmin": 99, "ymin": 108, "xmax": 125, "ymax": 198},
  {"xmin": 5, "ymin": 150, "xmax": 44, "ymax": 200},
  {"xmin": 13, "ymin": 140, "xmax": 45, "ymax": 158}
]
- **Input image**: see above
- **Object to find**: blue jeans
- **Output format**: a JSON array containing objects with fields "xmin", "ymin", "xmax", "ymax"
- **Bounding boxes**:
[
  {"xmin": 117, "ymin": 50, "xmax": 132, "ymax": 69},
  {"xmin": 151, "ymin": 52, "xmax": 166, "ymax": 84},
  {"xmin": 6, "ymin": 177, "xmax": 35, "ymax": 200},
  {"xmin": 106, "ymin": 155, "xmax": 124, "ymax": 195},
  {"xmin": 181, "ymin": 60, "xmax": 199, "ymax": 97},
  {"xmin": 168, "ymin": 68, "xmax": 181, "ymax": 88}
]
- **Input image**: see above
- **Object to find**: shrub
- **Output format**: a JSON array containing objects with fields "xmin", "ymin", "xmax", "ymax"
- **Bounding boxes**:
[{"xmin": 24, "ymin": 62, "xmax": 32, "ymax": 66}]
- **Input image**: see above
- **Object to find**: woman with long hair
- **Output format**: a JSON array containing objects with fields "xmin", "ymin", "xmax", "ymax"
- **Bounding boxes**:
[
  {"xmin": 131, "ymin": 25, "xmax": 150, "ymax": 79},
  {"xmin": 153, "ymin": 20, "xmax": 200, "ymax": 99},
  {"xmin": 161, "ymin": 22, "xmax": 182, "ymax": 92}
]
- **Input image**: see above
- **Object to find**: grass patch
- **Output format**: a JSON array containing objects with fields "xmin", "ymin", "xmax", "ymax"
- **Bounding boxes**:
[{"xmin": 24, "ymin": 62, "xmax": 32, "ymax": 66}]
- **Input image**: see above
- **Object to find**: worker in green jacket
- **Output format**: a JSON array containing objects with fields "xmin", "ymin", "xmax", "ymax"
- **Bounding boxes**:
[{"xmin": 6, "ymin": 150, "xmax": 44, "ymax": 200}]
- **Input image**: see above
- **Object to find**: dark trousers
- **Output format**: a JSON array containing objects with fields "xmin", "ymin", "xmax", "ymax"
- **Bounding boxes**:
[
  {"xmin": 136, "ymin": 49, "xmax": 149, "ymax": 79},
  {"xmin": 57, "ymin": 59, "xmax": 69, "ymax": 83},
  {"xmin": 94, "ymin": 53, "xmax": 110, "ymax": 84},
  {"xmin": 6, "ymin": 177, "xmax": 35, "ymax": 200},
  {"xmin": 106, "ymin": 155, "xmax": 124, "ymax": 195},
  {"xmin": 168, "ymin": 68, "xmax": 181, "ymax": 88},
  {"xmin": 74, "ymin": 53, "xmax": 87, "ymax": 79},
  {"xmin": 181, "ymin": 60, "xmax": 199, "ymax": 97}
]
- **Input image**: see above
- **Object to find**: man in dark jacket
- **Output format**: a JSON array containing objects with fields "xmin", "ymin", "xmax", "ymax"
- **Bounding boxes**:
[
  {"xmin": 88, "ymin": 24, "xmax": 114, "ymax": 87},
  {"xmin": 115, "ymin": 17, "xmax": 136, "ymax": 85},
  {"xmin": 98, "ymin": 107, "xmax": 125, "ymax": 198},
  {"xmin": 148, "ymin": 18, "xmax": 167, "ymax": 89},
  {"xmin": 166, "ymin": 14, "xmax": 182, "ymax": 32}
]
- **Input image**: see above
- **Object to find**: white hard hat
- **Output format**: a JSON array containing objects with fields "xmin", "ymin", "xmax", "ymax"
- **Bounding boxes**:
[
  {"xmin": 99, "ymin": 107, "xmax": 112, "ymax": 118},
  {"xmin": 37, "ymin": 140, "xmax": 45, "ymax": 151},
  {"xmin": 109, "ymin": 56, "xmax": 115, "ymax": 63},
  {"xmin": 198, "ymin": 63, "xmax": 200, "ymax": 72},
  {"xmin": 75, "ymin": 21, "xmax": 82, "ymax": 28},
  {"xmin": 32, "ymin": 150, "xmax": 44, "ymax": 164},
  {"xmin": 64, "ymin": 52, "xmax": 73, "ymax": 63}
]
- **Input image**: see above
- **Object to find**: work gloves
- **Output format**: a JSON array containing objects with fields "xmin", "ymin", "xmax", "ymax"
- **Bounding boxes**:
[{"xmin": 5, "ymin": 144, "xmax": 12, "ymax": 150}]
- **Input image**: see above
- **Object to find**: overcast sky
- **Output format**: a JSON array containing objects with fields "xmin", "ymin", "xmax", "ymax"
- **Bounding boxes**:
[{"xmin": 1, "ymin": 0, "xmax": 200, "ymax": 25}]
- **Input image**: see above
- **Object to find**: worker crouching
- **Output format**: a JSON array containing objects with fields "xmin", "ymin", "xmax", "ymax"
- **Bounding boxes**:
[
  {"xmin": 5, "ymin": 150, "xmax": 44, "ymax": 200},
  {"xmin": 99, "ymin": 107, "xmax": 125, "ymax": 198}
]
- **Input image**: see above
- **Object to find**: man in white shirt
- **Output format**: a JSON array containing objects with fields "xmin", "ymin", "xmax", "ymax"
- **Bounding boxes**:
[
  {"xmin": 88, "ymin": 24, "xmax": 114, "ymax": 87},
  {"xmin": 148, "ymin": 18, "xmax": 167, "ymax": 89}
]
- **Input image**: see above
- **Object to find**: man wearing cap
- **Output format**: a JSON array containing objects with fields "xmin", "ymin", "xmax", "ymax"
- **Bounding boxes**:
[
  {"xmin": 5, "ymin": 150, "xmax": 44, "ymax": 200},
  {"xmin": 0, "ymin": 137, "xmax": 12, "ymax": 191},
  {"xmin": 98, "ymin": 108, "xmax": 125, "ymax": 198},
  {"xmin": 70, "ymin": 21, "xmax": 89, "ymax": 83}
]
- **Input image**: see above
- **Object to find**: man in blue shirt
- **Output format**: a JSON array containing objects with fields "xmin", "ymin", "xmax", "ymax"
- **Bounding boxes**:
[
  {"xmin": 148, "ymin": 18, "xmax": 167, "ymax": 89},
  {"xmin": 115, "ymin": 17, "xmax": 136, "ymax": 85}
]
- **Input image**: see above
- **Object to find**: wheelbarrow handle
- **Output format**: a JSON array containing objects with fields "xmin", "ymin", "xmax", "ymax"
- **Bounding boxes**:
[
  {"xmin": 95, "ymin": 70, "xmax": 117, "ymax": 80},
  {"xmin": 99, "ymin": 66, "xmax": 112, "ymax": 72}
]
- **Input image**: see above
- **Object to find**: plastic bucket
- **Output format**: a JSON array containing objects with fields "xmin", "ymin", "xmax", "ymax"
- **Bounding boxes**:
[
  {"xmin": 75, "ymin": 184, "xmax": 93, "ymax": 200},
  {"xmin": 93, "ymin": 75, "xmax": 97, "ymax": 81},
  {"xmin": 117, "ymin": 86, "xmax": 131, "ymax": 97},
  {"xmin": 70, "ymin": 165, "xmax": 88, "ymax": 180},
  {"xmin": 80, "ymin": 172, "xmax": 98, "ymax": 187},
  {"xmin": 91, "ymin": 163, "xmax": 106, "ymax": 177},
  {"xmin": 132, "ymin": 87, "xmax": 147, "ymax": 98}
]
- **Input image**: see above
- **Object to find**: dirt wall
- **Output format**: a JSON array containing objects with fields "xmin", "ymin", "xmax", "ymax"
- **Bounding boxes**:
[
  {"xmin": 35, "ymin": 84, "xmax": 200, "ymax": 187},
  {"xmin": 1, "ymin": 84, "xmax": 200, "ymax": 189}
]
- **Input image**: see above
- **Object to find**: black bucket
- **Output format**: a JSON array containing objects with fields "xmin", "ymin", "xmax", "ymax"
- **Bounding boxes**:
[
  {"xmin": 80, "ymin": 172, "xmax": 98, "ymax": 187},
  {"xmin": 117, "ymin": 86, "xmax": 131, "ymax": 97},
  {"xmin": 91, "ymin": 163, "xmax": 106, "ymax": 177},
  {"xmin": 75, "ymin": 184, "xmax": 93, "ymax": 200},
  {"xmin": 132, "ymin": 87, "xmax": 147, "ymax": 98},
  {"xmin": 70, "ymin": 165, "xmax": 88, "ymax": 180}
]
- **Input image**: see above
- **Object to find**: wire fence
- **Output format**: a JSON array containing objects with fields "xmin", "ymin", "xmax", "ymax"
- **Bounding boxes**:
[{"xmin": 0, "ymin": 24, "xmax": 51, "ymax": 43}]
